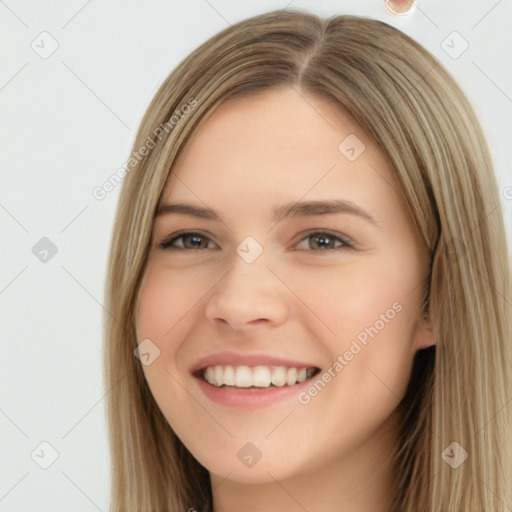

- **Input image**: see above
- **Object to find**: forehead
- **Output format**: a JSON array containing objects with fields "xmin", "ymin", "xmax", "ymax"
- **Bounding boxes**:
[{"xmin": 161, "ymin": 87, "xmax": 400, "ymax": 216}]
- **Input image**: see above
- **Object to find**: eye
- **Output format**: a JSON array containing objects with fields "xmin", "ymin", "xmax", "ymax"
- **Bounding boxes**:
[
  {"xmin": 159, "ymin": 230, "xmax": 354, "ymax": 252},
  {"xmin": 159, "ymin": 232, "xmax": 217, "ymax": 250},
  {"xmin": 296, "ymin": 231, "xmax": 354, "ymax": 251}
]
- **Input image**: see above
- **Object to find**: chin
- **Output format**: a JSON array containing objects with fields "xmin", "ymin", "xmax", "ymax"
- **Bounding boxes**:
[{"xmin": 193, "ymin": 442, "xmax": 313, "ymax": 485}]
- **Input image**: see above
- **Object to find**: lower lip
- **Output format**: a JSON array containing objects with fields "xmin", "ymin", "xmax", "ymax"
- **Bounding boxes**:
[{"xmin": 194, "ymin": 375, "xmax": 315, "ymax": 408}]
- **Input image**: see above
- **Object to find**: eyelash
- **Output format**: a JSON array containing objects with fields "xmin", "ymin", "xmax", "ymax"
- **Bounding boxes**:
[{"xmin": 159, "ymin": 230, "xmax": 355, "ymax": 252}]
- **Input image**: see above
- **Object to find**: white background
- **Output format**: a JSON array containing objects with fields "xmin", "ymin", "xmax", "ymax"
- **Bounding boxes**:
[{"xmin": 1, "ymin": 1, "xmax": 511, "ymax": 510}]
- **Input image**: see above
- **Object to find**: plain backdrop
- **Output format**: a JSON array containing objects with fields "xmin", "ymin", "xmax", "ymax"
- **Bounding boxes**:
[{"xmin": 1, "ymin": 1, "xmax": 511, "ymax": 510}]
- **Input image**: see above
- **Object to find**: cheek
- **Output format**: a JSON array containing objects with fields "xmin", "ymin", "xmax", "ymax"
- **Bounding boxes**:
[
  {"xmin": 135, "ymin": 263, "xmax": 220, "ymax": 404},
  {"xmin": 287, "ymin": 248, "xmax": 421, "ymax": 341},
  {"xmin": 135, "ymin": 266, "xmax": 200, "ymax": 396},
  {"xmin": 287, "ymin": 249, "xmax": 420, "ymax": 400},
  {"xmin": 135, "ymin": 264, "xmax": 205, "ymax": 343},
  {"xmin": 135, "ymin": 266, "xmax": 202, "ymax": 421}
]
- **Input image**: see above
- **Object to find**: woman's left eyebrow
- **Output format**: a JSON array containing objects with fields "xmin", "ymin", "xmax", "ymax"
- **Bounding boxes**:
[{"xmin": 156, "ymin": 199, "xmax": 380, "ymax": 228}]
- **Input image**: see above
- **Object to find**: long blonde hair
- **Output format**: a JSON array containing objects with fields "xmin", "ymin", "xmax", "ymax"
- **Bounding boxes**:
[{"xmin": 103, "ymin": 9, "xmax": 512, "ymax": 511}]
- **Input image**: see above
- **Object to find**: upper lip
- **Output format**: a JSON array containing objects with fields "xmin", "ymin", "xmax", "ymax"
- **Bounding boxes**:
[{"xmin": 190, "ymin": 351, "xmax": 319, "ymax": 374}]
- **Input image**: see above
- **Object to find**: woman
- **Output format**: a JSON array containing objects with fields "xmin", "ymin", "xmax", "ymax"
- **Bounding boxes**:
[{"xmin": 103, "ymin": 8, "xmax": 512, "ymax": 511}]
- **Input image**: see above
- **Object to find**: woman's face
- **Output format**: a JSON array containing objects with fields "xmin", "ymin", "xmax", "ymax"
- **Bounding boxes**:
[{"xmin": 135, "ymin": 87, "xmax": 435, "ymax": 487}]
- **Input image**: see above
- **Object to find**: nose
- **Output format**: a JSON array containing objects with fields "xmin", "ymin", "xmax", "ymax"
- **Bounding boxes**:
[{"xmin": 204, "ymin": 258, "xmax": 289, "ymax": 331}]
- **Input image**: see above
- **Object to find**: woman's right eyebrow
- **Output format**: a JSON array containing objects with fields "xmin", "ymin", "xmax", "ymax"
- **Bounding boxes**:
[
  {"xmin": 156, "ymin": 202, "xmax": 220, "ymax": 221},
  {"xmin": 156, "ymin": 200, "xmax": 380, "ymax": 228}
]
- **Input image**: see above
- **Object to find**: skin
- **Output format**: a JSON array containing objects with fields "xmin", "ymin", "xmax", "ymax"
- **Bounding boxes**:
[{"xmin": 135, "ymin": 86, "xmax": 436, "ymax": 512}]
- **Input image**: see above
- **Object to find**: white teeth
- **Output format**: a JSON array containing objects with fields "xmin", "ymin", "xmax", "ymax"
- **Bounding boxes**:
[
  {"xmin": 253, "ymin": 366, "xmax": 271, "ymax": 387},
  {"xmin": 214, "ymin": 365, "xmax": 223, "ymax": 387},
  {"xmin": 271, "ymin": 366, "xmax": 287, "ymax": 386},
  {"xmin": 202, "ymin": 364, "xmax": 316, "ymax": 388},
  {"xmin": 205, "ymin": 366, "xmax": 215, "ymax": 385},
  {"xmin": 286, "ymin": 367, "xmax": 297, "ymax": 386},
  {"xmin": 235, "ymin": 366, "xmax": 253, "ymax": 387},
  {"xmin": 224, "ymin": 365, "xmax": 235, "ymax": 385}
]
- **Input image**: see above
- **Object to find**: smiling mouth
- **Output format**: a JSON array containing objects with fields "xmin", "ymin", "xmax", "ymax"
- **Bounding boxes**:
[{"xmin": 196, "ymin": 364, "xmax": 320, "ymax": 390}]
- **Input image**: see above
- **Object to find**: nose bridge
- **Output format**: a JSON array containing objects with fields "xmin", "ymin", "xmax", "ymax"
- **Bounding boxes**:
[
  {"xmin": 224, "ymin": 232, "xmax": 272, "ymax": 290},
  {"xmin": 205, "ymin": 248, "xmax": 288, "ymax": 329}
]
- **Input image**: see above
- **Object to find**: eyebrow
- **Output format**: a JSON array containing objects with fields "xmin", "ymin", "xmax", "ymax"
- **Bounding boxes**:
[{"xmin": 156, "ymin": 199, "xmax": 380, "ymax": 227}]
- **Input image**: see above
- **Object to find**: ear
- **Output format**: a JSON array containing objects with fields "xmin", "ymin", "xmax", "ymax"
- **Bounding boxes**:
[{"xmin": 412, "ymin": 312, "xmax": 436, "ymax": 350}]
